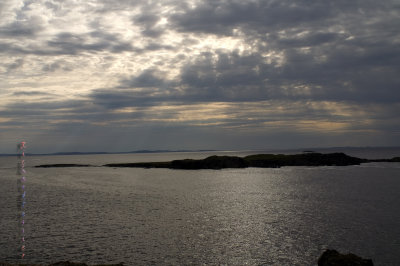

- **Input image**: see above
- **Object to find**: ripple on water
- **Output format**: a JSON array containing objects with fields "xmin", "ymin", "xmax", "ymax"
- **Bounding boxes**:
[{"xmin": 0, "ymin": 162, "xmax": 399, "ymax": 265}]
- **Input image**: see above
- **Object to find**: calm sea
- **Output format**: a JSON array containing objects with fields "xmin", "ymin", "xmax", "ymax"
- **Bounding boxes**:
[{"xmin": 1, "ymin": 148, "xmax": 400, "ymax": 265}]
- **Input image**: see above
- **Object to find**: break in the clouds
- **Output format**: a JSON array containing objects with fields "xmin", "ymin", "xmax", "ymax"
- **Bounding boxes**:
[{"xmin": 0, "ymin": 0, "xmax": 399, "ymax": 153}]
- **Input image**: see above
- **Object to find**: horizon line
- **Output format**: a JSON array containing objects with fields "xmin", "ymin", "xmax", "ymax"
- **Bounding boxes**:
[{"xmin": 1, "ymin": 145, "xmax": 400, "ymax": 156}]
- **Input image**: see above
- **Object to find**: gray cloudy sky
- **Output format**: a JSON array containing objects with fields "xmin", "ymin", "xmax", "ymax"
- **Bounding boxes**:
[{"xmin": 1, "ymin": 0, "xmax": 400, "ymax": 153}]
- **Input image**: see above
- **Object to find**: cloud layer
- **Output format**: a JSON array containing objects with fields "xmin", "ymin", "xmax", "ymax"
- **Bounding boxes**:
[{"xmin": 1, "ymin": 0, "xmax": 399, "ymax": 152}]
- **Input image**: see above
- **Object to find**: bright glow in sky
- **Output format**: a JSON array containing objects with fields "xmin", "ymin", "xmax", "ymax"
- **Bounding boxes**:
[{"xmin": 1, "ymin": 0, "xmax": 399, "ymax": 153}]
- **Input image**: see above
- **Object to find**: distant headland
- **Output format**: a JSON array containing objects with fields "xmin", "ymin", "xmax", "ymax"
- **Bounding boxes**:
[{"xmin": 34, "ymin": 152, "xmax": 400, "ymax": 170}]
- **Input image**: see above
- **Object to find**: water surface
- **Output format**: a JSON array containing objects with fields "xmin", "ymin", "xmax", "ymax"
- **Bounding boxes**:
[{"xmin": 0, "ymin": 149, "xmax": 399, "ymax": 265}]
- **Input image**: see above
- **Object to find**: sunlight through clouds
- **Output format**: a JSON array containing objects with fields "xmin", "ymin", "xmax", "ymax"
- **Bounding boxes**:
[{"xmin": 0, "ymin": 0, "xmax": 399, "ymax": 152}]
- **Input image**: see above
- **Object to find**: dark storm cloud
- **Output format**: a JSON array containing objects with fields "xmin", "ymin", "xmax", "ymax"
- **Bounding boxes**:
[
  {"xmin": 5, "ymin": 58, "xmax": 23, "ymax": 72},
  {"xmin": 89, "ymin": 50, "xmax": 276, "ymax": 105},
  {"xmin": 42, "ymin": 61, "xmax": 63, "ymax": 72},
  {"xmin": 94, "ymin": 0, "xmax": 143, "ymax": 13},
  {"xmin": 276, "ymin": 32, "xmax": 343, "ymax": 48},
  {"xmin": 46, "ymin": 32, "xmax": 133, "ymax": 55},
  {"xmin": 179, "ymin": 51, "xmax": 270, "ymax": 101},
  {"xmin": 47, "ymin": 32, "xmax": 106, "ymax": 54},
  {"xmin": 0, "ymin": 42, "xmax": 25, "ymax": 54},
  {"xmin": 89, "ymin": 52, "xmax": 267, "ymax": 109},
  {"xmin": 92, "ymin": 37, "xmax": 400, "ymax": 106},
  {"xmin": 167, "ymin": 0, "xmax": 400, "ymax": 103},
  {"xmin": 85, "ymin": 30, "xmax": 134, "ymax": 53},
  {"xmin": 0, "ymin": 99, "xmax": 145, "ymax": 124},
  {"xmin": 2, "ymin": 99, "xmax": 88, "ymax": 113},
  {"xmin": 170, "ymin": 0, "xmax": 400, "ymax": 36},
  {"xmin": 0, "ymin": 21, "xmax": 42, "ymax": 37},
  {"xmin": 89, "ymin": 88, "xmax": 173, "ymax": 109},
  {"xmin": 12, "ymin": 90, "xmax": 51, "ymax": 96},
  {"xmin": 276, "ymin": 41, "xmax": 400, "ymax": 103},
  {"xmin": 133, "ymin": 12, "xmax": 165, "ymax": 38},
  {"xmin": 142, "ymin": 43, "xmax": 175, "ymax": 52},
  {"xmin": 119, "ymin": 69, "xmax": 174, "ymax": 88},
  {"xmin": 75, "ymin": 0, "xmax": 392, "ymax": 105},
  {"xmin": 170, "ymin": 0, "xmax": 333, "ymax": 35},
  {"xmin": 0, "ymin": 30, "xmax": 133, "ymax": 56}
]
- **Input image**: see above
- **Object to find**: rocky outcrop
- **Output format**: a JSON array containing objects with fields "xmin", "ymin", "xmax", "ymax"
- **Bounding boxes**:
[{"xmin": 318, "ymin": 249, "xmax": 373, "ymax": 266}]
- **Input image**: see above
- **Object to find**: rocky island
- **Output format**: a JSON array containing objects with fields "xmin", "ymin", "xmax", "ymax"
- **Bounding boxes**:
[
  {"xmin": 33, "ymin": 152, "xmax": 400, "ymax": 170},
  {"xmin": 103, "ymin": 152, "xmax": 399, "ymax": 170}
]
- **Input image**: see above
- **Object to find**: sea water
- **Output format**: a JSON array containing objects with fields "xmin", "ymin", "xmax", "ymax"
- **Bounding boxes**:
[{"xmin": 0, "ymin": 148, "xmax": 399, "ymax": 265}]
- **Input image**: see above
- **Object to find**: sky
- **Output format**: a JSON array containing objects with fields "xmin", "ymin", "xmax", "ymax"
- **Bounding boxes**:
[{"xmin": 1, "ymin": 0, "xmax": 400, "ymax": 153}]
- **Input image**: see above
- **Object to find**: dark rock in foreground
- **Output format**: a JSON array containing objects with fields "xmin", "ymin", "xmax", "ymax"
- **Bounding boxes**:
[{"xmin": 318, "ymin": 249, "xmax": 373, "ymax": 266}]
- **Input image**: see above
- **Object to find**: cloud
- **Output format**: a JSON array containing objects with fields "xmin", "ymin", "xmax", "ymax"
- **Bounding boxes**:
[
  {"xmin": 133, "ymin": 12, "xmax": 165, "ymax": 37},
  {"xmin": 108, "ymin": 44, "xmax": 400, "ymax": 104},
  {"xmin": 1, "ymin": 0, "xmax": 400, "ymax": 152},
  {"xmin": 0, "ymin": 19, "xmax": 43, "ymax": 38},
  {"xmin": 94, "ymin": 0, "xmax": 142, "ymax": 13},
  {"xmin": 5, "ymin": 58, "xmax": 23, "ymax": 72},
  {"xmin": 120, "ymin": 69, "xmax": 171, "ymax": 88},
  {"xmin": 42, "ymin": 61, "xmax": 63, "ymax": 72},
  {"xmin": 45, "ymin": 31, "xmax": 133, "ymax": 55},
  {"xmin": 12, "ymin": 90, "xmax": 51, "ymax": 96},
  {"xmin": 170, "ymin": 1, "xmax": 333, "ymax": 35}
]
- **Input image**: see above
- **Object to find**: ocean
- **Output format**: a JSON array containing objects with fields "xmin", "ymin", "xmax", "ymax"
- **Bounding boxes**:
[{"xmin": 0, "ymin": 147, "xmax": 400, "ymax": 265}]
